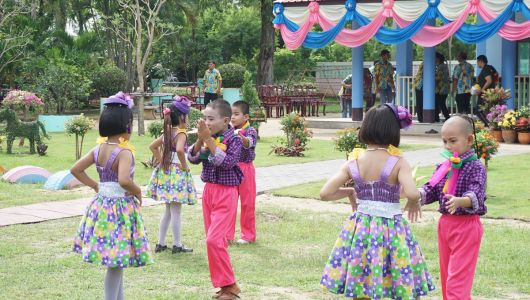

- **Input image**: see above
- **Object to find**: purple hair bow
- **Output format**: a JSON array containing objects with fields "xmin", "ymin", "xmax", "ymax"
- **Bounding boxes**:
[
  {"xmin": 105, "ymin": 91, "xmax": 134, "ymax": 109},
  {"xmin": 385, "ymin": 103, "xmax": 412, "ymax": 129},
  {"xmin": 172, "ymin": 95, "xmax": 191, "ymax": 114}
]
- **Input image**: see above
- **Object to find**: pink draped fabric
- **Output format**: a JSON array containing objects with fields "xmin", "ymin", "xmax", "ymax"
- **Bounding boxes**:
[{"xmin": 276, "ymin": 1, "xmax": 394, "ymax": 49}]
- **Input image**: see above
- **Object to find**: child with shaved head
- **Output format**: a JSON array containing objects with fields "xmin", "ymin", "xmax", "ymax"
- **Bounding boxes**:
[{"xmin": 419, "ymin": 115, "xmax": 487, "ymax": 300}]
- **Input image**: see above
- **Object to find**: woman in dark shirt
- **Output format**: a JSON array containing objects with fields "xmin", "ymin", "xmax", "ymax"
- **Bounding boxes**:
[{"xmin": 475, "ymin": 55, "xmax": 498, "ymax": 126}]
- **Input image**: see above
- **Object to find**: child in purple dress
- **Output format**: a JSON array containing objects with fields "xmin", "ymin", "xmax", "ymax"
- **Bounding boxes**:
[
  {"xmin": 319, "ymin": 104, "xmax": 435, "ymax": 299},
  {"xmin": 147, "ymin": 95, "xmax": 197, "ymax": 254},
  {"xmin": 71, "ymin": 92, "xmax": 153, "ymax": 300}
]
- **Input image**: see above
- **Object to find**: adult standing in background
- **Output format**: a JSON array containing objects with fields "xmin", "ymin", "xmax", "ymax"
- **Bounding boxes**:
[
  {"xmin": 374, "ymin": 50, "xmax": 395, "ymax": 103},
  {"xmin": 414, "ymin": 62, "xmax": 424, "ymax": 122},
  {"xmin": 435, "ymin": 52, "xmax": 451, "ymax": 122},
  {"xmin": 452, "ymin": 52, "xmax": 475, "ymax": 115},
  {"xmin": 203, "ymin": 60, "xmax": 222, "ymax": 106},
  {"xmin": 475, "ymin": 55, "xmax": 499, "ymax": 126}
]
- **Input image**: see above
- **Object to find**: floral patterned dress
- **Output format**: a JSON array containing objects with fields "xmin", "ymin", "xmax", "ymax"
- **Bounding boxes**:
[
  {"xmin": 321, "ymin": 150, "xmax": 435, "ymax": 299},
  {"xmin": 147, "ymin": 130, "xmax": 197, "ymax": 205},
  {"xmin": 73, "ymin": 144, "xmax": 153, "ymax": 268}
]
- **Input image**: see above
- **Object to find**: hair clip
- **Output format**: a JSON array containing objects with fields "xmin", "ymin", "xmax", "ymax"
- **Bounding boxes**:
[
  {"xmin": 385, "ymin": 103, "xmax": 412, "ymax": 129},
  {"xmin": 163, "ymin": 107, "xmax": 171, "ymax": 116}
]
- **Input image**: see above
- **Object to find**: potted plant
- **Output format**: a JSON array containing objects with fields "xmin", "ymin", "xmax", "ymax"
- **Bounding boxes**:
[
  {"xmin": 486, "ymin": 104, "xmax": 508, "ymax": 142},
  {"xmin": 217, "ymin": 63, "xmax": 246, "ymax": 104},
  {"xmin": 3, "ymin": 90, "xmax": 44, "ymax": 121},
  {"xmin": 480, "ymin": 87, "xmax": 510, "ymax": 112},
  {"xmin": 334, "ymin": 128, "xmax": 367, "ymax": 160},
  {"xmin": 499, "ymin": 110, "xmax": 519, "ymax": 144},
  {"xmin": 515, "ymin": 105, "xmax": 530, "ymax": 145},
  {"xmin": 148, "ymin": 63, "xmax": 169, "ymax": 92}
]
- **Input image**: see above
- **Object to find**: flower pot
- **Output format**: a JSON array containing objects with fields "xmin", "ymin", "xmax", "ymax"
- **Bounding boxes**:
[
  {"xmin": 489, "ymin": 129, "xmax": 503, "ymax": 142},
  {"xmin": 501, "ymin": 129, "xmax": 517, "ymax": 144},
  {"xmin": 518, "ymin": 132, "xmax": 530, "ymax": 145}
]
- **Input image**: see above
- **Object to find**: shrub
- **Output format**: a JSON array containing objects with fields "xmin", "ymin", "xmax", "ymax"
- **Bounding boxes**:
[
  {"xmin": 35, "ymin": 62, "xmax": 92, "ymax": 113},
  {"xmin": 65, "ymin": 113, "xmax": 95, "ymax": 159},
  {"xmin": 474, "ymin": 127, "xmax": 499, "ymax": 168},
  {"xmin": 241, "ymin": 71, "xmax": 260, "ymax": 108},
  {"xmin": 188, "ymin": 107, "xmax": 203, "ymax": 130},
  {"xmin": 271, "ymin": 112, "xmax": 312, "ymax": 156},
  {"xmin": 149, "ymin": 63, "xmax": 169, "ymax": 79},
  {"xmin": 146, "ymin": 107, "xmax": 202, "ymax": 141},
  {"xmin": 217, "ymin": 63, "xmax": 246, "ymax": 88},
  {"xmin": 147, "ymin": 120, "xmax": 164, "ymax": 138},
  {"xmin": 334, "ymin": 128, "xmax": 366, "ymax": 158},
  {"xmin": 92, "ymin": 63, "xmax": 126, "ymax": 98}
]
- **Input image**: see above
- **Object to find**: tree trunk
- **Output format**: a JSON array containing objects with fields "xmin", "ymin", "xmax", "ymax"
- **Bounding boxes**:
[
  {"xmin": 257, "ymin": 0, "xmax": 274, "ymax": 86},
  {"xmin": 75, "ymin": 134, "xmax": 79, "ymax": 159},
  {"xmin": 137, "ymin": 67, "xmax": 145, "ymax": 135}
]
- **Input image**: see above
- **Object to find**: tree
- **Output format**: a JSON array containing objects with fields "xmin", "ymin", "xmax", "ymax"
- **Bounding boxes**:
[
  {"xmin": 0, "ymin": 0, "xmax": 32, "ymax": 76},
  {"xmin": 112, "ymin": 0, "xmax": 177, "ymax": 135},
  {"xmin": 257, "ymin": 0, "xmax": 274, "ymax": 86}
]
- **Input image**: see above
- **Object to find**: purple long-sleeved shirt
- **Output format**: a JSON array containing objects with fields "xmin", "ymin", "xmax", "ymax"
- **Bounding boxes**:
[
  {"xmin": 238, "ymin": 126, "xmax": 257, "ymax": 163},
  {"xmin": 419, "ymin": 150, "xmax": 487, "ymax": 215},
  {"xmin": 188, "ymin": 125, "xmax": 244, "ymax": 186}
]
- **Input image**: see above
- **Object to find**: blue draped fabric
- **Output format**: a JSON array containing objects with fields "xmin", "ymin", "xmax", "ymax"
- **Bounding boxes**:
[
  {"xmin": 272, "ymin": 0, "xmax": 530, "ymax": 48},
  {"xmin": 442, "ymin": 1, "xmax": 515, "ymax": 43}
]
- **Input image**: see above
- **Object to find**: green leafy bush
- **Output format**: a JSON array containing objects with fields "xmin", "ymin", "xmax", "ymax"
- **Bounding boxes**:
[
  {"xmin": 35, "ymin": 62, "xmax": 92, "ymax": 113},
  {"xmin": 241, "ymin": 71, "xmax": 260, "ymax": 108},
  {"xmin": 188, "ymin": 107, "xmax": 203, "ymax": 130},
  {"xmin": 65, "ymin": 113, "xmax": 95, "ymax": 159},
  {"xmin": 149, "ymin": 63, "xmax": 169, "ymax": 79},
  {"xmin": 271, "ymin": 112, "xmax": 312, "ymax": 156},
  {"xmin": 147, "ymin": 120, "xmax": 164, "ymax": 138},
  {"xmin": 91, "ymin": 63, "xmax": 126, "ymax": 98},
  {"xmin": 218, "ymin": 63, "xmax": 246, "ymax": 88},
  {"xmin": 334, "ymin": 128, "xmax": 366, "ymax": 157}
]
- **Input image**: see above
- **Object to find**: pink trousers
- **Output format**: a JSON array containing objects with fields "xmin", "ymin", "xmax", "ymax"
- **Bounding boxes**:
[
  {"xmin": 227, "ymin": 162, "xmax": 257, "ymax": 242},
  {"xmin": 202, "ymin": 183, "xmax": 238, "ymax": 288},
  {"xmin": 438, "ymin": 214, "xmax": 483, "ymax": 300}
]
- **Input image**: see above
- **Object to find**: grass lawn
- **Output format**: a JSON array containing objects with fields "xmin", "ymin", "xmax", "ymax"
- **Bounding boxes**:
[
  {"xmin": 0, "ymin": 130, "xmax": 433, "ymax": 208},
  {"xmin": 272, "ymin": 153, "xmax": 530, "ymax": 221},
  {"xmin": 0, "ymin": 199, "xmax": 528, "ymax": 299}
]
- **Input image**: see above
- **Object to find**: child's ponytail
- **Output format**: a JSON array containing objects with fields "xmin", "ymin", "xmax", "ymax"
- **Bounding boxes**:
[{"xmin": 161, "ymin": 107, "xmax": 173, "ymax": 172}]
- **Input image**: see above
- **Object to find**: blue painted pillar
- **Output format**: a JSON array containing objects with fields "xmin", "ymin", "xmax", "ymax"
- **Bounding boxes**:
[
  {"xmin": 423, "ymin": 47, "xmax": 436, "ymax": 123},
  {"xmin": 502, "ymin": 39, "xmax": 516, "ymax": 109},
  {"xmin": 476, "ymin": 15, "xmax": 486, "ymax": 67},
  {"xmin": 351, "ymin": 26, "xmax": 364, "ymax": 121},
  {"xmin": 396, "ymin": 40, "xmax": 413, "ymax": 107},
  {"xmin": 502, "ymin": 36, "xmax": 516, "ymax": 110}
]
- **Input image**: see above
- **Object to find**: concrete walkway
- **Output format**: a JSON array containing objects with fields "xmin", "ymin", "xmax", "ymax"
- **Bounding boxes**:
[{"xmin": 1, "ymin": 136, "xmax": 530, "ymax": 226}]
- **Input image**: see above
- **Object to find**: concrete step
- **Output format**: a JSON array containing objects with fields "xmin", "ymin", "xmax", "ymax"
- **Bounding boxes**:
[{"xmin": 305, "ymin": 117, "xmax": 444, "ymax": 136}]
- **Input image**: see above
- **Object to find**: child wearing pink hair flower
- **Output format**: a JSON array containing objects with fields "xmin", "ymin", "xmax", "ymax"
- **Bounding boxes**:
[{"xmin": 147, "ymin": 95, "xmax": 197, "ymax": 254}]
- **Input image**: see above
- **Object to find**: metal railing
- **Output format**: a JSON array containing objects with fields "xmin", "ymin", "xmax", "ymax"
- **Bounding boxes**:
[{"xmin": 396, "ymin": 75, "xmax": 530, "ymax": 117}]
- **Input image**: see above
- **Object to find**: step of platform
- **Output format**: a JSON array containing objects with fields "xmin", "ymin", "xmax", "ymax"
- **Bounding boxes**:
[{"xmin": 305, "ymin": 117, "xmax": 444, "ymax": 136}]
